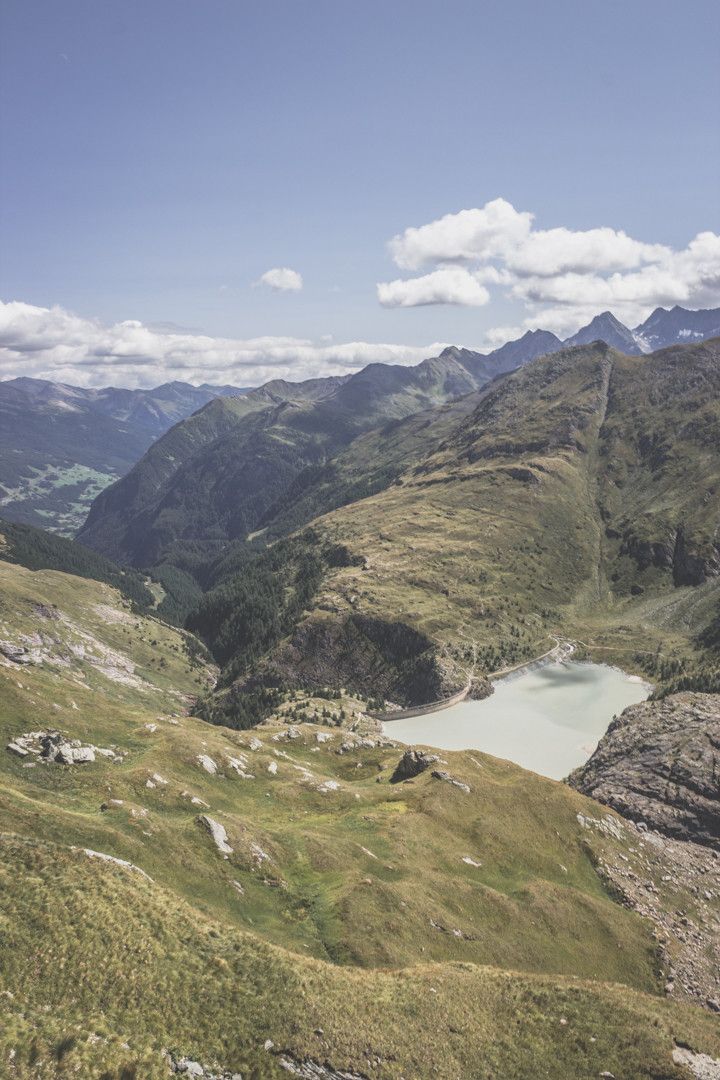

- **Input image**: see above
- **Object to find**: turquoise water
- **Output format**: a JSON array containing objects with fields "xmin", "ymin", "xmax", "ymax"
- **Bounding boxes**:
[{"xmin": 383, "ymin": 661, "xmax": 651, "ymax": 780}]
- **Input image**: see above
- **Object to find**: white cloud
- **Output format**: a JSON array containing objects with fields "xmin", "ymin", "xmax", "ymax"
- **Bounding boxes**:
[
  {"xmin": 377, "ymin": 267, "xmax": 491, "ymax": 308},
  {"xmin": 255, "ymin": 267, "xmax": 303, "ymax": 291},
  {"xmin": 379, "ymin": 198, "xmax": 720, "ymax": 333},
  {"xmin": 388, "ymin": 198, "xmax": 533, "ymax": 270},
  {"xmin": 0, "ymin": 300, "xmax": 449, "ymax": 389},
  {"xmin": 481, "ymin": 325, "xmax": 527, "ymax": 349},
  {"xmin": 505, "ymin": 227, "xmax": 668, "ymax": 277}
]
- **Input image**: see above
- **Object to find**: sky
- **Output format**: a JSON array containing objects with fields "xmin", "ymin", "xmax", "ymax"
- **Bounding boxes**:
[{"xmin": 1, "ymin": 0, "xmax": 719, "ymax": 388}]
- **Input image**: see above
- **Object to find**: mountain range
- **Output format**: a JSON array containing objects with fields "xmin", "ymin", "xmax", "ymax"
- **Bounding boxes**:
[
  {"xmin": 0, "ymin": 378, "xmax": 247, "ymax": 532},
  {"xmin": 77, "ymin": 306, "xmax": 720, "ymax": 573},
  {"xmin": 173, "ymin": 336, "xmax": 719, "ymax": 724},
  {"xmin": 2, "ymin": 306, "xmax": 717, "ymax": 540}
]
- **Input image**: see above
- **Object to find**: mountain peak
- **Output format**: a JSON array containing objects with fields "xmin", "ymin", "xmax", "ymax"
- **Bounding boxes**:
[{"xmin": 563, "ymin": 312, "xmax": 642, "ymax": 354}]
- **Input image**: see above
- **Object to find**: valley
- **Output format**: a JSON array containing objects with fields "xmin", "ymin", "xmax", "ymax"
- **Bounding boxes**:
[
  {"xmin": 0, "ymin": 379, "xmax": 247, "ymax": 532},
  {"xmin": 3, "ymin": 1, "xmax": 719, "ymax": 1073},
  {"xmin": 1, "ymin": 312, "xmax": 719, "ymax": 1079}
]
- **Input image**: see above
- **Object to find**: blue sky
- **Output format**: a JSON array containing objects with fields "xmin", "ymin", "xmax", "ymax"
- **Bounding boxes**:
[{"xmin": 1, "ymin": 0, "xmax": 719, "ymax": 386}]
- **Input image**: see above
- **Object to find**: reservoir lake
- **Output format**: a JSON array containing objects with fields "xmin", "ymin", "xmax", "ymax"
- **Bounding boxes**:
[{"xmin": 383, "ymin": 661, "xmax": 651, "ymax": 780}]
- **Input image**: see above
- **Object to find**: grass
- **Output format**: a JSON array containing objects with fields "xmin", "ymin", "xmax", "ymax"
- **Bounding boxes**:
[
  {"xmin": 2, "ymin": 834, "xmax": 720, "ymax": 1080},
  {"xmin": 268, "ymin": 342, "xmax": 720, "ymax": 697},
  {"xmin": 0, "ymin": 557, "xmax": 711, "ymax": 984},
  {"xmin": 1, "ymin": 506, "xmax": 719, "ymax": 1073}
]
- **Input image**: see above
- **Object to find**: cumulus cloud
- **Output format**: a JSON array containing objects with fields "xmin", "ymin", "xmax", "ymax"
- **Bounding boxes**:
[
  {"xmin": 0, "ymin": 300, "xmax": 449, "ymax": 389},
  {"xmin": 254, "ymin": 267, "xmax": 303, "ymax": 291},
  {"xmin": 388, "ymin": 198, "xmax": 533, "ymax": 270},
  {"xmin": 378, "ymin": 267, "xmax": 492, "ymax": 308},
  {"xmin": 378, "ymin": 198, "xmax": 720, "ymax": 334}
]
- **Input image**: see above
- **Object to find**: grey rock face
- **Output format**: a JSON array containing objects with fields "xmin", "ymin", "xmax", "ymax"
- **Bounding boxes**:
[
  {"xmin": 569, "ymin": 693, "xmax": 720, "ymax": 849},
  {"xmin": 390, "ymin": 749, "xmax": 439, "ymax": 783}
]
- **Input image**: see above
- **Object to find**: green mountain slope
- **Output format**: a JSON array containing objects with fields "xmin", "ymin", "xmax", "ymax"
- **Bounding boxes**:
[
  {"xmin": 77, "ymin": 353, "xmax": 492, "ymax": 567},
  {"xmin": 2, "ymin": 556, "xmax": 720, "ymax": 1078},
  {"xmin": 0, "ymin": 515, "xmax": 155, "ymax": 608},
  {"xmin": 209, "ymin": 339, "xmax": 720, "ymax": 708},
  {"xmin": 0, "ymin": 377, "xmax": 246, "ymax": 533}
]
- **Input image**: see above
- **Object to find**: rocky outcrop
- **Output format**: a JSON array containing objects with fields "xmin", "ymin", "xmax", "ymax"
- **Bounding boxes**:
[
  {"xmin": 278, "ymin": 1056, "xmax": 367, "ymax": 1079},
  {"xmin": 167, "ymin": 1052, "xmax": 243, "ymax": 1078},
  {"xmin": 257, "ymin": 613, "xmax": 469, "ymax": 709},
  {"xmin": 672, "ymin": 1047, "xmax": 720, "ymax": 1080},
  {"xmin": 6, "ymin": 730, "xmax": 122, "ymax": 764},
  {"xmin": 619, "ymin": 527, "xmax": 720, "ymax": 587},
  {"xmin": 576, "ymin": 813, "xmax": 720, "ymax": 1009},
  {"xmin": 672, "ymin": 527, "xmax": 720, "ymax": 587},
  {"xmin": 431, "ymin": 769, "xmax": 471, "ymax": 794},
  {"xmin": 569, "ymin": 693, "xmax": 720, "ymax": 849},
  {"xmin": 390, "ymin": 749, "xmax": 439, "ymax": 783}
]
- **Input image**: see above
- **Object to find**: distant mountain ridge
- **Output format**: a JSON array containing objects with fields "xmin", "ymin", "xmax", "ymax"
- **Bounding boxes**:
[
  {"xmin": 76, "ymin": 305, "xmax": 720, "ymax": 568},
  {"xmin": 0, "ymin": 378, "xmax": 247, "ymax": 533},
  {"xmin": 1, "ymin": 376, "xmax": 248, "ymax": 435},
  {"xmin": 633, "ymin": 305, "xmax": 720, "ymax": 351}
]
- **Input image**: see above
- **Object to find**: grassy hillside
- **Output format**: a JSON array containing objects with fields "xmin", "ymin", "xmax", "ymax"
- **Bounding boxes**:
[
  {"xmin": 0, "ymin": 516, "xmax": 155, "ymax": 609},
  {"xmin": 0, "ymin": 557, "xmax": 660, "ymax": 980},
  {"xmin": 4, "ymin": 836, "xmax": 720, "ymax": 1080},
  {"xmin": 2, "ymin": 557, "xmax": 719, "ymax": 1077},
  {"xmin": 236, "ymin": 340, "xmax": 720, "ymax": 705}
]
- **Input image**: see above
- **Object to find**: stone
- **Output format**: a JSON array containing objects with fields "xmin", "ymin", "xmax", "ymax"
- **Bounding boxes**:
[
  {"xmin": 431, "ymin": 769, "xmax": 471, "ymax": 793},
  {"xmin": 6, "ymin": 730, "xmax": 116, "ymax": 766},
  {"xmin": 176, "ymin": 1061, "xmax": 204, "ymax": 1076},
  {"xmin": 56, "ymin": 745, "xmax": 95, "ymax": 765},
  {"xmin": 198, "ymin": 815, "xmax": 233, "ymax": 856},
  {"xmin": 197, "ymin": 754, "xmax": 218, "ymax": 775},
  {"xmin": 81, "ymin": 848, "xmax": 152, "ymax": 881},
  {"xmin": 390, "ymin": 749, "xmax": 439, "ymax": 784}
]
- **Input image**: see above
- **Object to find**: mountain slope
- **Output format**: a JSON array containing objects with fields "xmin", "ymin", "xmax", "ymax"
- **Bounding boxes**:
[
  {"xmin": 0, "ymin": 377, "xmax": 247, "ymax": 532},
  {"xmin": 224, "ymin": 338, "xmax": 720, "ymax": 707},
  {"xmin": 0, "ymin": 514, "xmax": 154, "ymax": 608},
  {"xmin": 77, "ymin": 307, "xmax": 720, "ymax": 575},
  {"xmin": 77, "ymin": 353, "xmax": 488, "ymax": 567},
  {"xmin": 564, "ymin": 311, "xmax": 644, "ymax": 354},
  {"xmin": 1, "ymin": 555, "xmax": 720, "ymax": 1077}
]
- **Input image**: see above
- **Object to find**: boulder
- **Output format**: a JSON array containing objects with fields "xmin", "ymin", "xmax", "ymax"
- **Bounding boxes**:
[
  {"xmin": 57, "ymin": 745, "xmax": 96, "ymax": 765},
  {"xmin": 198, "ymin": 815, "xmax": 233, "ymax": 856},
  {"xmin": 390, "ymin": 749, "xmax": 439, "ymax": 784}
]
